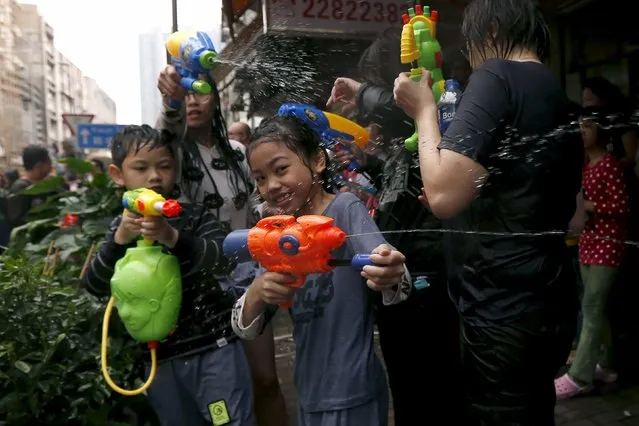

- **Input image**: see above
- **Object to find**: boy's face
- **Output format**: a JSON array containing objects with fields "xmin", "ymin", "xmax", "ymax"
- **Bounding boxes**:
[{"xmin": 108, "ymin": 145, "xmax": 177, "ymax": 197}]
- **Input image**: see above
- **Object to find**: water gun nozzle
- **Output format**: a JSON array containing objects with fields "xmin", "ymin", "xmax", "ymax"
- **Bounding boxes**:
[
  {"xmin": 162, "ymin": 200, "xmax": 182, "ymax": 218},
  {"xmin": 192, "ymin": 81, "xmax": 212, "ymax": 95},
  {"xmin": 199, "ymin": 51, "xmax": 218, "ymax": 69}
]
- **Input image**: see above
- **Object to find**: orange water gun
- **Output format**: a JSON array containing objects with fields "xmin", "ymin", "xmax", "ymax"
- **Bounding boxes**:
[{"xmin": 223, "ymin": 215, "xmax": 375, "ymax": 309}]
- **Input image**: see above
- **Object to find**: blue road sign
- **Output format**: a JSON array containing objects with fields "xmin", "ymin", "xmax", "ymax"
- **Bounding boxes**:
[{"xmin": 77, "ymin": 124, "xmax": 127, "ymax": 149}]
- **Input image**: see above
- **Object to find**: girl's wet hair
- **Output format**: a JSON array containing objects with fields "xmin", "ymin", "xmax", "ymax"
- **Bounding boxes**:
[
  {"xmin": 248, "ymin": 115, "xmax": 334, "ymax": 193},
  {"xmin": 462, "ymin": 0, "xmax": 550, "ymax": 64}
]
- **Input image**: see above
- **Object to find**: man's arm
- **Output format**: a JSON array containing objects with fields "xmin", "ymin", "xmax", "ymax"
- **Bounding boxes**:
[
  {"xmin": 168, "ymin": 206, "xmax": 234, "ymax": 279},
  {"xmin": 415, "ymin": 68, "xmax": 508, "ymax": 219},
  {"xmin": 83, "ymin": 216, "xmax": 134, "ymax": 297}
]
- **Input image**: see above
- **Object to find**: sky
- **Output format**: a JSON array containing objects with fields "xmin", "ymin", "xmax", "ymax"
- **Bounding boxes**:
[{"xmin": 24, "ymin": 0, "xmax": 222, "ymax": 124}]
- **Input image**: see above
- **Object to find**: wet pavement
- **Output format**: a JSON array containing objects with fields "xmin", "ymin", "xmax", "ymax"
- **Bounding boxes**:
[{"xmin": 272, "ymin": 310, "xmax": 639, "ymax": 426}]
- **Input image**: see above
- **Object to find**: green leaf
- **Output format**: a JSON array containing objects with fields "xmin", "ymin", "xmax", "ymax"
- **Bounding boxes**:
[
  {"xmin": 20, "ymin": 176, "xmax": 65, "ymax": 195},
  {"xmin": 14, "ymin": 360, "xmax": 31, "ymax": 374},
  {"xmin": 58, "ymin": 157, "xmax": 94, "ymax": 174}
]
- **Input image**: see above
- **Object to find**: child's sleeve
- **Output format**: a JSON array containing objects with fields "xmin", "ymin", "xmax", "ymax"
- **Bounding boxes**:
[
  {"xmin": 343, "ymin": 197, "xmax": 412, "ymax": 305},
  {"xmin": 83, "ymin": 216, "xmax": 135, "ymax": 297},
  {"xmin": 168, "ymin": 207, "xmax": 234, "ymax": 278},
  {"xmin": 231, "ymin": 266, "xmax": 279, "ymax": 340}
]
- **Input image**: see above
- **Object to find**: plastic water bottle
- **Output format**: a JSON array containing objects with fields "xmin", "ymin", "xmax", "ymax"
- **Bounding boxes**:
[{"xmin": 438, "ymin": 79, "xmax": 462, "ymax": 134}]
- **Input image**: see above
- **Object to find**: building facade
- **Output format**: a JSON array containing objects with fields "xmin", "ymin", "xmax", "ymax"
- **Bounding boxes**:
[
  {"xmin": 82, "ymin": 76, "xmax": 117, "ymax": 124},
  {"xmin": 139, "ymin": 29, "xmax": 168, "ymax": 126}
]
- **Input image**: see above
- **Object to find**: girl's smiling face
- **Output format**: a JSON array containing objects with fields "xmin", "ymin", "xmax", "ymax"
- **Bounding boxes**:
[{"xmin": 249, "ymin": 140, "xmax": 326, "ymax": 215}]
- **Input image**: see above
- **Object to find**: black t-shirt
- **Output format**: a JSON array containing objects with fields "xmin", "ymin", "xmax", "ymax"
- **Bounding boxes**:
[{"xmin": 438, "ymin": 59, "xmax": 583, "ymax": 324}]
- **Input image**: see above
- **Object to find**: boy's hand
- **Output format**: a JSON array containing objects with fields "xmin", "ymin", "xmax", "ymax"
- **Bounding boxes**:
[
  {"xmin": 140, "ymin": 216, "xmax": 179, "ymax": 248},
  {"xmin": 361, "ymin": 244, "xmax": 406, "ymax": 291},
  {"xmin": 114, "ymin": 211, "xmax": 142, "ymax": 245},
  {"xmin": 256, "ymin": 272, "xmax": 299, "ymax": 306}
]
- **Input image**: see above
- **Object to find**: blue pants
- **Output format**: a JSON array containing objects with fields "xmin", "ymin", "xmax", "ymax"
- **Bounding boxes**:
[{"xmin": 146, "ymin": 343, "xmax": 255, "ymax": 426}]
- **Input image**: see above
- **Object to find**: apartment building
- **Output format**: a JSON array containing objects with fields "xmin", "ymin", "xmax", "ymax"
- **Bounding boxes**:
[
  {"xmin": 82, "ymin": 76, "xmax": 117, "ymax": 124},
  {"xmin": 4, "ymin": 2, "xmax": 116, "ymax": 157}
]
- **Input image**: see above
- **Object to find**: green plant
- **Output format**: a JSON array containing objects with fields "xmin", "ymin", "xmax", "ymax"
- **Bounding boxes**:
[
  {"xmin": 0, "ymin": 159, "xmax": 158, "ymax": 425},
  {"xmin": 9, "ymin": 159, "xmax": 121, "ymax": 283}
]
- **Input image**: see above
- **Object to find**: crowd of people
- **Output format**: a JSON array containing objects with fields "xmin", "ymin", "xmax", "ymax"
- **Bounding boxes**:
[{"xmin": 3, "ymin": 0, "xmax": 638, "ymax": 425}]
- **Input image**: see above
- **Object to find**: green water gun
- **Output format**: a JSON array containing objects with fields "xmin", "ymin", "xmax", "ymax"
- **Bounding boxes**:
[
  {"xmin": 400, "ymin": 2, "xmax": 444, "ymax": 152},
  {"xmin": 101, "ymin": 188, "xmax": 183, "ymax": 396}
]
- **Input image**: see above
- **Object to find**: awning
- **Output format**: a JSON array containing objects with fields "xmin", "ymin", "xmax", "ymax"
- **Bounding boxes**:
[{"xmin": 213, "ymin": 16, "xmax": 264, "ymax": 83}]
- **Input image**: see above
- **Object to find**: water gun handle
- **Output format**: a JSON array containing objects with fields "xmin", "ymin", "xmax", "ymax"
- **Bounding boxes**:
[
  {"xmin": 333, "ymin": 141, "xmax": 359, "ymax": 171},
  {"xmin": 280, "ymin": 274, "xmax": 307, "ymax": 309},
  {"xmin": 351, "ymin": 253, "xmax": 375, "ymax": 268}
]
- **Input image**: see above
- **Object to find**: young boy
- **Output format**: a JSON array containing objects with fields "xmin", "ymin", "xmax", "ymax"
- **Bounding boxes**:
[{"xmin": 83, "ymin": 124, "xmax": 255, "ymax": 426}]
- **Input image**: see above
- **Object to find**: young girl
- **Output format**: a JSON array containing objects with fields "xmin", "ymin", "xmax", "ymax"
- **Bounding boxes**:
[
  {"xmin": 231, "ymin": 116, "xmax": 411, "ymax": 426},
  {"xmin": 555, "ymin": 111, "xmax": 629, "ymax": 399}
]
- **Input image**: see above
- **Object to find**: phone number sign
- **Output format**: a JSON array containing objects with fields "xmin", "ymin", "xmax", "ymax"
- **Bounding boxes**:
[{"xmin": 264, "ymin": 0, "xmax": 404, "ymax": 38}]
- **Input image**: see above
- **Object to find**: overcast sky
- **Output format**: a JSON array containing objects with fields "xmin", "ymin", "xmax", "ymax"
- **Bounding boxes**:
[{"xmin": 24, "ymin": 0, "xmax": 222, "ymax": 124}]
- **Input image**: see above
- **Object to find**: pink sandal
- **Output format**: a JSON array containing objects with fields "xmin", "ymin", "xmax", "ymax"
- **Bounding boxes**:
[{"xmin": 555, "ymin": 374, "xmax": 593, "ymax": 400}]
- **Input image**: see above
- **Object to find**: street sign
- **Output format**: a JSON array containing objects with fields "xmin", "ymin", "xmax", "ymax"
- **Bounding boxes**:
[
  {"xmin": 62, "ymin": 113, "xmax": 95, "ymax": 136},
  {"xmin": 77, "ymin": 124, "xmax": 126, "ymax": 149},
  {"xmin": 263, "ymin": 0, "xmax": 404, "ymax": 39}
]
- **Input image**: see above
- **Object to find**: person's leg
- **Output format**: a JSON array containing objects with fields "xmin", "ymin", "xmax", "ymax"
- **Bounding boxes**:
[
  {"xmin": 569, "ymin": 265, "xmax": 619, "ymax": 384},
  {"xmin": 462, "ymin": 309, "xmax": 574, "ymax": 426},
  {"xmin": 146, "ymin": 360, "xmax": 204, "ymax": 426},
  {"xmin": 242, "ymin": 322, "xmax": 288, "ymax": 426},
  {"xmin": 181, "ymin": 345, "xmax": 255, "ymax": 426},
  {"xmin": 377, "ymin": 281, "xmax": 465, "ymax": 425}
]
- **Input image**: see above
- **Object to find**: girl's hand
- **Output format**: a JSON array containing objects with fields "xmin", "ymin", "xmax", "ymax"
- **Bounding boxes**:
[
  {"xmin": 140, "ymin": 216, "xmax": 179, "ymax": 248},
  {"xmin": 393, "ymin": 70, "xmax": 436, "ymax": 119},
  {"xmin": 158, "ymin": 65, "xmax": 186, "ymax": 104},
  {"xmin": 256, "ymin": 272, "xmax": 299, "ymax": 305},
  {"xmin": 362, "ymin": 244, "xmax": 406, "ymax": 291},
  {"xmin": 583, "ymin": 200, "xmax": 595, "ymax": 213},
  {"xmin": 326, "ymin": 77, "xmax": 362, "ymax": 111},
  {"xmin": 114, "ymin": 211, "xmax": 142, "ymax": 245}
]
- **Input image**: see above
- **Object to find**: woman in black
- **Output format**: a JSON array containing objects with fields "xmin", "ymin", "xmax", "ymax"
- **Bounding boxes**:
[
  {"xmin": 327, "ymin": 28, "xmax": 466, "ymax": 425},
  {"xmin": 394, "ymin": 0, "xmax": 583, "ymax": 424}
]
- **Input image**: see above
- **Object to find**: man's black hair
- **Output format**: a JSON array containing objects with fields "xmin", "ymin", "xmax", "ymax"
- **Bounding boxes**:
[
  {"xmin": 462, "ymin": 0, "xmax": 551, "ymax": 64},
  {"xmin": 22, "ymin": 145, "xmax": 50, "ymax": 171},
  {"xmin": 110, "ymin": 124, "xmax": 176, "ymax": 168}
]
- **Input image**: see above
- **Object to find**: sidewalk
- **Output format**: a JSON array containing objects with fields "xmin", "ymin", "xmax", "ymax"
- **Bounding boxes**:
[
  {"xmin": 272, "ymin": 311, "xmax": 639, "ymax": 426},
  {"xmin": 556, "ymin": 386, "xmax": 639, "ymax": 426}
]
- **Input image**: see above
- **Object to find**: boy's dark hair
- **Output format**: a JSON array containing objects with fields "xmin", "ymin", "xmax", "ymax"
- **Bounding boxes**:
[
  {"xmin": 248, "ymin": 115, "xmax": 334, "ymax": 193},
  {"xmin": 462, "ymin": 0, "xmax": 550, "ymax": 64},
  {"xmin": 22, "ymin": 145, "xmax": 51, "ymax": 171},
  {"xmin": 110, "ymin": 125, "xmax": 175, "ymax": 168}
]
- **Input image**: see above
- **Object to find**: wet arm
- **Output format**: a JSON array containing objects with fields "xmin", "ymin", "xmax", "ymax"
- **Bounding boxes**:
[
  {"xmin": 345, "ymin": 199, "xmax": 412, "ymax": 305},
  {"xmin": 416, "ymin": 68, "xmax": 508, "ymax": 219}
]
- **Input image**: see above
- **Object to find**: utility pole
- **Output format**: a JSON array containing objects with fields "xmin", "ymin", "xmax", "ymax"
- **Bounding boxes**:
[{"xmin": 166, "ymin": 0, "xmax": 179, "ymax": 63}]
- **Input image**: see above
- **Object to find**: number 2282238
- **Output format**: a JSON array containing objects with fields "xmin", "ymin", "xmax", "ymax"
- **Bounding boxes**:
[{"xmin": 301, "ymin": 0, "xmax": 399, "ymax": 24}]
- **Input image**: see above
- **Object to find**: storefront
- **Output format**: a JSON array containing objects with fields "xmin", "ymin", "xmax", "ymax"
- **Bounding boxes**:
[
  {"xmin": 555, "ymin": 0, "xmax": 638, "ymax": 103},
  {"xmin": 216, "ymin": 0, "xmax": 469, "ymax": 122}
]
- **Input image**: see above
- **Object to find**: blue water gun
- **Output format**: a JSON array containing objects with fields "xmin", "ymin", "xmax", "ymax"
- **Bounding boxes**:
[
  {"xmin": 277, "ymin": 104, "xmax": 370, "ymax": 171},
  {"xmin": 165, "ymin": 31, "xmax": 218, "ymax": 108}
]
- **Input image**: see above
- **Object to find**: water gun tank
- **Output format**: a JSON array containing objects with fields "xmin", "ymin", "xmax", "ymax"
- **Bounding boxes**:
[
  {"xmin": 166, "ymin": 31, "xmax": 188, "ymax": 59},
  {"xmin": 110, "ymin": 242, "xmax": 183, "ymax": 343}
]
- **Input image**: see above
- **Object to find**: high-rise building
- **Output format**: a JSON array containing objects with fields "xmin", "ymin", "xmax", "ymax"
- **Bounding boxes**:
[
  {"xmin": 138, "ymin": 29, "xmax": 168, "ymax": 127},
  {"xmin": 82, "ymin": 76, "xmax": 117, "ymax": 124},
  {"xmin": 13, "ymin": 2, "xmax": 57, "ymax": 148}
]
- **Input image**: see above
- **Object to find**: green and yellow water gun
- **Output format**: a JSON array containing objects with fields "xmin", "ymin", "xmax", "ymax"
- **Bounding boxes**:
[{"xmin": 400, "ymin": 2, "xmax": 444, "ymax": 152}]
